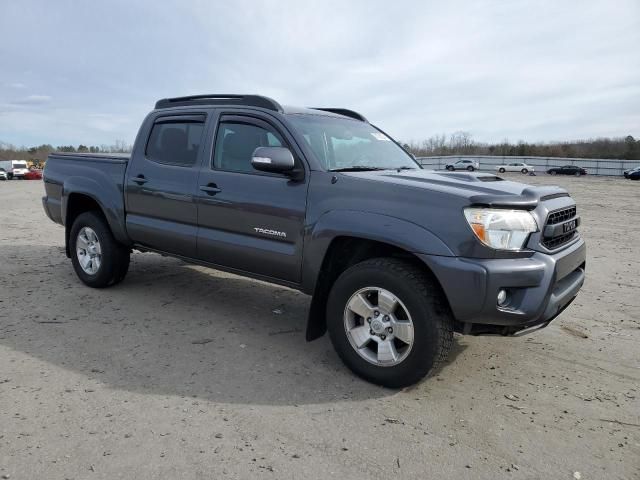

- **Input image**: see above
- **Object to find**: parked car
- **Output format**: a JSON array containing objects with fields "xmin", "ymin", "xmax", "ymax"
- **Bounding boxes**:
[
  {"xmin": 24, "ymin": 169, "xmax": 43, "ymax": 180},
  {"xmin": 0, "ymin": 168, "xmax": 7, "ymax": 181},
  {"xmin": 623, "ymin": 166, "xmax": 640, "ymax": 180},
  {"xmin": 445, "ymin": 159, "xmax": 479, "ymax": 171},
  {"xmin": 42, "ymin": 94, "xmax": 585, "ymax": 388},
  {"xmin": 495, "ymin": 162, "xmax": 534, "ymax": 174},
  {"xmin": 547, "ymin": 165, "xmax": 587, "ymax": 176},
  {"xmin": 0, "ymin": 160, "xmax": 30, "ymax": 179}
]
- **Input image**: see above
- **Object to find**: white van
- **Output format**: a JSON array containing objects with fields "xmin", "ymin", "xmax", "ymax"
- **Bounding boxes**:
[{"xmin": 0, "ymin": 160, "xmax": 30, "ymax": 179}]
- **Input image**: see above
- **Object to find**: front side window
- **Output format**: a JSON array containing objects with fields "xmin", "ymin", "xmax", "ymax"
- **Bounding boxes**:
[
  {"xmin": 286, "ymin": 114, "xmax": 418, "ymax": 171},
  {"xmin": 213, "ymin": 122, "xmax": 284, "ymax": 173},
  {"xmin": 146, "ymin": 120, "xmax": 204, "ymax": 166}
]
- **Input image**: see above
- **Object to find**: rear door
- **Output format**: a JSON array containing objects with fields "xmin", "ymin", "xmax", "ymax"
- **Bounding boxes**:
[
  {"xmin": 125, "ymin": 114, "xmax": 206, "ymax": 257},
  {"xmin": 195, "ymin": 112, "xmax": 308, "ymax": 284}
]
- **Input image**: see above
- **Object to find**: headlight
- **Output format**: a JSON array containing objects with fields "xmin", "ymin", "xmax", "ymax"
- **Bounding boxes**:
[{"xmin": 464, "ymin": 208, "xmax": 538, "ymax": 250}]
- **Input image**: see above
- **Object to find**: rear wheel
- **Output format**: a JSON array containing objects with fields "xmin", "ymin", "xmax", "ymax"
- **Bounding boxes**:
[
  {"xmin": 550, "ymin": 170, "xmax": 557, "ymax": 175},
  {"xmin": 446, "ymin": 165, "xmax": 454, "ymax": 171},
  {"xmin": 70, "ymin": 211, "xmax": 130, "ymax": 288},
  {"xmin": 327, "ymin": 258, "xmax": 453, "ymax": 388}
]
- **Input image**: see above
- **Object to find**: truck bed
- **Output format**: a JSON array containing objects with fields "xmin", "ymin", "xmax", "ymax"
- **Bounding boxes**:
[
  {"xmin": 47, "ymin": 152, "xmax": 130, "ymax": 163},
  {"xmin": 42, "ymin": 152, "xmax": 130, "ymax": 245}
]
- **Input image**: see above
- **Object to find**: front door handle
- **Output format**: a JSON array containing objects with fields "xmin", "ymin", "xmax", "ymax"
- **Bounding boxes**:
[
  {"xmin": 133, "ymin": 174, "xmax": 148, "ymax": 185},
  {"xmin": 199, "ymin": 183, "xmax": 221, "ymax": 195}
]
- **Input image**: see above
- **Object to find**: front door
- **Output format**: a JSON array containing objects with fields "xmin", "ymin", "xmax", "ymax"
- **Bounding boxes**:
[
  {"xmin": 125, "ymin": 114, "xmax": 205, "ymax": 257},
  {"xmin": 195, "ymin": 114, "xmax": 308, "ymax": 284}
]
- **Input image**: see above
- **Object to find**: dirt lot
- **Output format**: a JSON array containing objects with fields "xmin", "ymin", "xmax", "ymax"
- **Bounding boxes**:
[{"xmin": 1, "ymin": 175, "xmax": 638, "ymax": 479}]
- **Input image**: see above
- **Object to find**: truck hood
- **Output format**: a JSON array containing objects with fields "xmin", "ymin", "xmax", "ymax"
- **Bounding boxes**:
[{"xmin": 341, "ymin": 169, "xmax": 569, "ymax": 209}]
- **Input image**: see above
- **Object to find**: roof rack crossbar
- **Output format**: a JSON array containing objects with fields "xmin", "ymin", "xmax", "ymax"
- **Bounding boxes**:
[
  {"xmin": 155, "ymin": 94, "xmax": 283, "ymax": 112},
  {"xmin": 312, "ymin": 108, "xmax": 368, "ymax": 122}
]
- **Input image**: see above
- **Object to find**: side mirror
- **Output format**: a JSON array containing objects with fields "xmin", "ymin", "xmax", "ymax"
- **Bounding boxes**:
[{"xmin": 251, "ymin": 146, "xmax": 295, "ymax": 174}]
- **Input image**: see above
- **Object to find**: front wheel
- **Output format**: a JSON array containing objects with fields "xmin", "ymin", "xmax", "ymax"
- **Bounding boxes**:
[
  {"xmin": 467, "ymin": 166, "xmax": 475, "ymax": 171},
  {"xmin": 70, "ymin": 211, "xmax": 130, "ymax": 288},
  {"xmin": 327, "ymin": 258, "xmax": 453, "ymax": 388},
  {"xmin": 550, "ymin": 170, "xmax": 557, "ymax": 175},
  {"xmin": 521, "ymin": 168, "xmax": 528, "ymax": 174},
  {"xmin": 498, "ymin": 168, "xmax": 506, "ymax": 173},
  {"xmin": 574, "ymin": 171, "xmax": 581, "ymax": 176}
]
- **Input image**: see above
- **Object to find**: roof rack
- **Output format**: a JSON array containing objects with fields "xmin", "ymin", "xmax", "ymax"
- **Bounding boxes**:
[
  {"xmin": 312, "ymin": 108, "xmax": 368, "ymax": 122},
  {"xmin": 155, "ymin": 94, "xmax": 283, "ymax": 112}
]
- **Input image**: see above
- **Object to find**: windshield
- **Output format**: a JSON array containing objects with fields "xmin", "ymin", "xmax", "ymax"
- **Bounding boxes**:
[
  {"xmin": 13, "ymin": 163, "xmax": 27, "ymax": 169},
  {"xmin": 286, "ymin": 114, "xmax": 419, "ymax": 171}
]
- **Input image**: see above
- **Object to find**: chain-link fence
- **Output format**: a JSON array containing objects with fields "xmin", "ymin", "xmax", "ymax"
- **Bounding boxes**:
[{"xmin": 416, "ymin": 155, "xmax": 639, "ymax": 176}]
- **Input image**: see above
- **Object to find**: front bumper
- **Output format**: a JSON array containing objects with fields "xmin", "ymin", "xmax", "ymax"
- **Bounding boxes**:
[{"xmin": 418, "ymin": 238, "xmax": 586, "ymax": 335}]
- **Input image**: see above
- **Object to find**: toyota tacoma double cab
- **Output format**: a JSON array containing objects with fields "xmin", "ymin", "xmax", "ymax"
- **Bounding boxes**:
[{"xmin": 42, "ymin": 94, "xmax": 586, "ymax": 387}]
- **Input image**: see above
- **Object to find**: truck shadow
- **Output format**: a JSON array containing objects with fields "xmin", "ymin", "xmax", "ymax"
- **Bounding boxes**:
[{"xmin": 0, "ymin": 246, "xmax": 466, "ymax": 406}]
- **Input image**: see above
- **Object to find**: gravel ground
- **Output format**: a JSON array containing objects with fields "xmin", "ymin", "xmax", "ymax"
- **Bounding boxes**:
[{"xmin": 0, "ymin": 175, "xmax": 638, "ymax": 479}]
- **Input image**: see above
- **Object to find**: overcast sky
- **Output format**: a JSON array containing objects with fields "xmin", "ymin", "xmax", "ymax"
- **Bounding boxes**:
[{"xmin": 1, "ymin": 0, "xmax": 638, "ymax": 147}]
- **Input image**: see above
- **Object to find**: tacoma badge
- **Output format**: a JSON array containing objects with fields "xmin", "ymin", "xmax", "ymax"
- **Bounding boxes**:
[{"xmin": 254, "ymin": 227, "xmax": 287, "ymax": 238}]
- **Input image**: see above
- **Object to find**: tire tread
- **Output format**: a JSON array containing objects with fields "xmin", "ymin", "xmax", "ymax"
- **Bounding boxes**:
[
  {"xmin": 327, "ymin": 257, "xmax": 453, "ymax": 387},
  {"xmin": 70, "ymin": 211, "xmax": 130, "ymax": 288}
]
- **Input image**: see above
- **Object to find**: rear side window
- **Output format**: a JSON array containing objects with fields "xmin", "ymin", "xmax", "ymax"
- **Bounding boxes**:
[{"xmin": 146, "ymin": 119, "xmax": 204, "ymax": 166}]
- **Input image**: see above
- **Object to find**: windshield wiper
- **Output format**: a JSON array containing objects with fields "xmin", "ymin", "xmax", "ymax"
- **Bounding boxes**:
[{"xmin": 329, "ymin": 166, "xmax": 387, "ymax": 172}]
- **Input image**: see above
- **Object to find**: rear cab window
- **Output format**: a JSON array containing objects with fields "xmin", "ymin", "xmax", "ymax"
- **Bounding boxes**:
[{"xmin": 145, "ymin": 115, "xmax": 205, "ymax": 166}]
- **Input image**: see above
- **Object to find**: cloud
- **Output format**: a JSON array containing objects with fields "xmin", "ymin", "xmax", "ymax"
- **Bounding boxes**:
[
  {"xmin": 10, "ymin": 95, "xmax": 52, "ymax": 105},
  {"xmin": 87, "ymin": 113, "xmax": 132, "ymax": 132},
  {"xmin": 0, "ymin": 0, "xmax": 638, "ymax": 146},
  {"xmin": 7, "ymin": 82, "xmax": 26, "ymax": 89}
]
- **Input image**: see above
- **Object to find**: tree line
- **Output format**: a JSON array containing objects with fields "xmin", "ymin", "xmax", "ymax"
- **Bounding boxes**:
[
  {"xmin": 2, "ymin": 134, "xmax": 639, "ymax": 165},
  {"xmin": 403, "ymin": 133, "xmax": 640, "ymax": 160},
  {"xmin": 0, "ymin": 140, "xmax": 132, "ymax": 166}
]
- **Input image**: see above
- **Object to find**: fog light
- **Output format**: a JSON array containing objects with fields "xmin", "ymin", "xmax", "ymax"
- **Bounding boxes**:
[{"xmin": 497, "ymin": 289, "xmax": 508, "ymax": 306}]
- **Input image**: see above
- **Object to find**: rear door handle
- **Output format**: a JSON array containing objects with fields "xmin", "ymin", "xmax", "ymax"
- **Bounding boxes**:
[
  {"xmin": 199, "ymin": 183, "xmax": 221, "ymax": 195},
  {"xmin": 133, "ymin": 174, "xmax": 148, "ymax": 185}
]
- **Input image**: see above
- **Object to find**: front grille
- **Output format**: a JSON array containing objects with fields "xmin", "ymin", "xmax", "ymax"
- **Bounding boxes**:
[
  {"xmin": 543, "ymin": 231, "xmax": 577, "ymax": 249},
  {"xmin": 547, "ymin": 206, "xmax": 576, "ymax": 225},
  {"xmin": 542, "ymin": 206, "xmax": 578, "ymax": 250}
]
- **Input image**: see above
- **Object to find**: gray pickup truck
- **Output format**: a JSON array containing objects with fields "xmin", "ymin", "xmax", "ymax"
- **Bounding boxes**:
[{"xmin": 42, "ymin": 94, "xmax": 586, "ymax": 387}]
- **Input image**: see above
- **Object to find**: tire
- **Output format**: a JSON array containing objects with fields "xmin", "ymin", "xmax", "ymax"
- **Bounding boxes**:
[
  {"xmin": 467, "ymin": 166, "xmax": 475, "ymax": 171},
  {"xmin": 498, "ymin": 168, "xmax": 505, "ymax": 173},
  {"xmin": 69, "ymin": 211, "xmax": 130, "ymax": 288},
  {"xmin": 326, "ymin": 258, "xmax": 453, "ymax": 388},
  {"xmin": 550, "ymin": 170, "xmax": 557, "ymax": 175},
  {"xmin": 446, "ymin": 165, "xmax": 454, "ymax": 171},
  {"xmin": 521, "ymin": 168, "xmax": 528, "ymax": 174},
  {"xmin": 574, "ymin": 171, "xmax": 580, "ymax": 176},
  {"xmin": 7, "ymin": 173, "xmax": 13, "ymax": 180}
]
